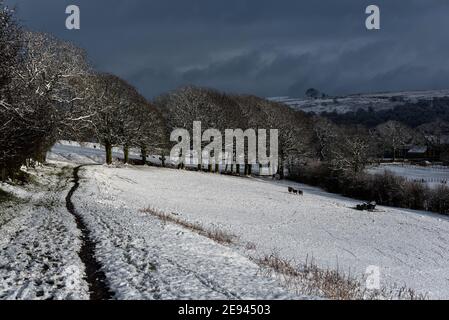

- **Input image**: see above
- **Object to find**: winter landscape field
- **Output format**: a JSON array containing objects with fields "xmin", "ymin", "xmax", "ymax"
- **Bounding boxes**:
[
  {"xmin": 2, "ymin": 144, "xmax": 449, "ymax": 300},
  {"xmin": 3, "ymin": 0, "xmax": 449, "ymax": 305}
]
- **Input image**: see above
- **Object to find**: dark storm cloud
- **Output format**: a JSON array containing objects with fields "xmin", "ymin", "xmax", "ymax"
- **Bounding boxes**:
[{"xmin": 6, "ymin": 0, "xmax": 449, "ymax": 98}]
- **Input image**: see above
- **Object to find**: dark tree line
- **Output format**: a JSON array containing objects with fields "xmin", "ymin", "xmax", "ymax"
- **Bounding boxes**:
[
  {"xmin": 155, "ymin": 86, "xmax": 447, "ymax": 178},
  {"xmin": 0, "ymin": 3, "xmax": 167, "ymax": 180},
  {"xmin": 322, "ymin": 98, "xmax": 449, "ymax": 129},
  {"xmin": 155, "ymin": 86, "xmax": 313, "ymax": 176},
  {"xmin": 154, "ymin": 86, "xmax": 396, "ymax": 177}
]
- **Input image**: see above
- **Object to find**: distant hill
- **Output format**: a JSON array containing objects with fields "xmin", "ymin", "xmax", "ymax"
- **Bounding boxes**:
[
  {"xmin": 268, "ymin": 89, "xmax": 449, "ymax": 115},
  {"xmin": 269, "ymin": 90, "xmax": 449, "ymax": 128}
]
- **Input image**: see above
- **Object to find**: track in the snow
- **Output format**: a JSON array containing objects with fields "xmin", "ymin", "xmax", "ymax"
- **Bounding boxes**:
[{"xmin": 66, "ymin": 165, "xmax": 114, "ymax": 300}]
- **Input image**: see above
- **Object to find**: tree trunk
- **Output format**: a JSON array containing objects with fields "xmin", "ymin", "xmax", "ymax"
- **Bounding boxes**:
[
  {"xmin": 278, "ymin": 162, "xmax": 285, "ymax": 179},
  {"xmin": 1, "ymin": 167, "xmax": 6, "ymax": 182},
  {"xmin": 278, "ymin": 149, "xmax": 285, "ymax": 179},
  {"xmin": 141, "ymin": 147, "xmax": 147, "ymax": 165},
  {"xmin": 105, "ymin": 143, "xmax": 113, "ymax": 165},
  {"xmin": 40, "ymin": 151, "xmax": 47, "ymax": 164},
  {"xmin": 124, "ymin": 146, "xmax": 129, "ymax": 164}
]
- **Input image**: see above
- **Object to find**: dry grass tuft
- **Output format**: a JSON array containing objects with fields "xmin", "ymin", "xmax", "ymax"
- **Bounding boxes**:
[
  {"xmin": 141, "ymin": 207, "xmax": 236, "ymax": 245},
  {"xmin": 142, "ymin": 207, "xmax": 427, "ymax": 300},
  {"xmin": 253, "ymin": 253, "xmax": 427, "ymax": 300}
]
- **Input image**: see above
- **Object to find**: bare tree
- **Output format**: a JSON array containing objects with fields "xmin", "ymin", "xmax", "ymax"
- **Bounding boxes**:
[
  {"xmin": 134, "ymin": 102, "xmax": 168, "ymax": 165},
  {"xmin": 14, "ymin": 31, "xmax": 90, "ymax": 156},
  {"xmin": 0, "ymin": 2, "xmax": 22, "ymax": 179},
  {"xmin": 330, "ymin": 126, "xmax": 374, "ymax": 174},
  {"xmin": 1, "ymin": 3, "xmax": 91, "ymax": 179},
  {"xmin": 120, "ymin": 91, "xmax": 168, "ymax": 165},
  {"xmin": 312, "ymin": 116, "xmax": 339, "ymax": 162},
  {"xmin": 376, "ymin": 121, "xmax": 414, "ymax": 162},
  {"xmin": 305, "ymin": 88, "xmax": 320, "ymax": 99},
  {"xmin": 418, "ymin": 120, "xmax": 449, "ymax": 147},
  {"xmin": 266, "ymin": 103, "xmax": 313, "ymax": 178},
  {"xmin": 83, "ymin": 74, "xmax": 167, "ymax": 165}
]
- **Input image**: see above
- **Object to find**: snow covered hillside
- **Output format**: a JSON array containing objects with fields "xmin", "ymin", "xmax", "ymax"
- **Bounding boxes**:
[
  {"xmin": 268, "ymin": 89, "xmax": 449, "ymax": 114},
  {"xmin": 80, "ymin": 165, "xmax": 449, "ymax": 299},
  {"xmin": 2, "ymin": 143, "xmax": 449, "ymax": 299},
  {"xmin": 0, "ymin": 162, "xmax": 302, "ymax": 300},
  {"xmin": 72, "ymin": 166, "xmax": 302, "ymax": 300}
]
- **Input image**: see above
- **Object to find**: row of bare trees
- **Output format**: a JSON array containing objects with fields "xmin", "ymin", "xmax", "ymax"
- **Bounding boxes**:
[
  {"xmin": 310, "ymin": 117, "xmax": 445, "ymax": 174},
  {"xmin": 155, "ymin": 86, "xmax": 414, "ymax": 177},
  {"xmin": 155, "ymin": 85, "xmax": 443, "ymax": 178},
  {"xmin": 1, "ymin": 3, "xmax": 167, "ymax": 180},
  {"xmin": 155, "ymin": 86, "xmax": 314, "ymax": 176},
  {"xmin": 72, "ymin": 74, "xmax": 167, "ymax": 164}
]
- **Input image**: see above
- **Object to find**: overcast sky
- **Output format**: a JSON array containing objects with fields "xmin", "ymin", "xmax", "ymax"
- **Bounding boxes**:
[{"xmin": 6, "ymin": 0, "xmax": 449, "ymax": 99}]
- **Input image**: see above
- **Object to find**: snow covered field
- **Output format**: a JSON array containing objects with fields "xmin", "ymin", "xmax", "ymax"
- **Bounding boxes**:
[
  {"xmin": 2, "ymin": 143, "xmax": 449, "ymax": 299},
  {"xmin": 72, "ymin": 165, "xmax": 300, "ymax": 300},
  {"xmin": 0, "ymin": 163, "xmax": 300, "ymax": 300},
  {"xmin": 79, "ymin": 165, "xmax": 449, "ymax": 299},
  {"xmin": 367, "ymin": 164, "xmax": 449, "ymax": 188}
]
